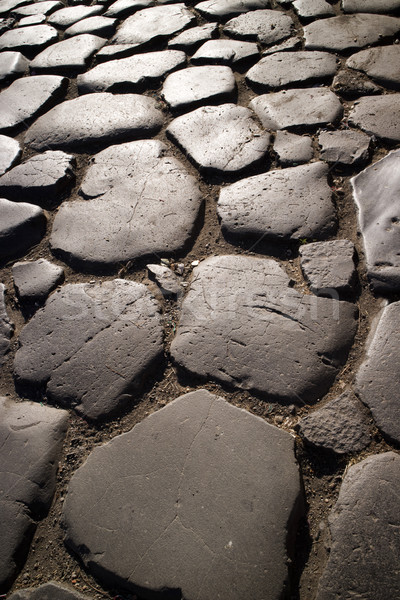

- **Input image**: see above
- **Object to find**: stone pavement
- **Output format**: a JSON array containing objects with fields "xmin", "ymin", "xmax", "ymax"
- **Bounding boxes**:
[{"xmin": 0, "ymin": 0, "xmax": 400, "ymax": 599}]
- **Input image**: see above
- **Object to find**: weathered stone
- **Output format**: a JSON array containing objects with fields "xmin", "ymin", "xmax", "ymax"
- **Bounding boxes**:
[
  {"xmin": 318, "ymin": 129, "xmax": 371, "ymax": 166},
  {"xmin": 95, "ymin": 43, "xmax": 143, "ymax": 62},
  {"xmin": 30, "ymin": 34, "xmax": 105, "ymax": 73},
  {"xmin": 105, "ymin": 0, "xmax": 152, "ymax": 18},
  {"xmin": 0, "ymin": 75, "xmax": 67, "ymax": 133},
  {"xmin": 0, "ymin": 198, "xmax": 46, "ymax": 259},
  {"xmin": 50, "ymin": 140, "xmax": 203, "ymax": 269},
  {"xmin": 0, "ymin": 24, "xmax": 58, "ymax": 57},
  {"xmin": 25, "ymin": 93, "xmax": 163, "ymax": 151},
  {"xmin": 48, "ymin": 5, "xmax": 103, "ymax": 28},
  {"xmin": 332, "ymin": 68, "xmax": 382, "ymax": 97},
  {"xmin": 342, "ymin": 0, "xmax": 400, "ymax": 13},
  {"xmin": 250, "ymin": 88, "xmax": 343, "ymax": 130},
  {"xmin": 299, "ymin": 240, "xmax": 356, "ymax": 294},
  {"xmin": 0, "ymin": 398, "xmax": 68, "ymax": 591},
  {"xmin": 63, "ymin": 389, "xmax": 303, "ymax": 600},
  {"xmin": 8, "ymin": 582, "xmax": 95, "ymax": 600},
  {"xmin": 12, "ymin": 1, "xmax": 62, "ymax": 17},
  {"xmin": 0, "ymin": 0, "xmax": 29, "ymax": 16},
  {"xmin": 351, "ymin": 150, "xmax": 400, "ymax": 291},
  {"xmin": 0, "ymin": 17, "xmax": 13, "ymax": 36},
  {"xmin": 224, "ymin": 10, "xmax": 294, "ymax": 45},
  {"xmin": 218, "ymin": 162, "xmax": 336, "ymax": 241},
  {"xmin": 18, "ymin": 14, "xmax": 46, "ymax": 26},
  {"xmin": 167, "ymin": 104, "xmax": 270, "ymax": 176},
  {"xmin": 316, "ymin": 452, "xmax": 400, "ymax": 599},
  {"xmin": 12, "ymin": 259, "xmax": 64, "ymax": 302},
  {"xmin": 168, "ymin": 23, "xmax": 218, "ymax": 51},
  {"xmin": 171, "ymin": 256, "xmax": 357, "ymax": 402},
  {"xmin": 347, "ymin": 45, "xmax": 400, "ymax": 89},
  {"xmin": 14, "ymin": 279, "xmax": 163, "ymax": 420},
  {"xmin": 293, "ymin": 0, "xmax": 335, "ymax": 19},
  {"xmin": 261, "ymin": 36, "xmax": 302, "ymax": 55},
  {"xmin": 0, "ymin": 284, "xmax": 13, "ymax": 364},
  {"xmin": 273, "ymin": 131, "xmax": 313, "ymax": 166},
  {"xmin": 195, "ymin": 0, "xmax": 271, "ymax": 20},
  {"xmin": 191, "ymin": 39, "xmax": 259, "ymax": 67},
  {"xmin": 349, "ymin": 94, "xmax": 400, "ymax": 142},
  {"xmin": 77, "ymin": 50, "xmax": 185, "ymax": 94},
  {"xmin": 0, "ymin": 51, "xmax": 29, "ymax": 82},
  {"xmin": 64, "ymin": 16, "xmax": 117, "ymax": 38},
  {"xmin": 0, "ymin": 135, "xmax": 21, "ymax": 176},
  {"xmin": 147, "ymin": 263, "xmax": 183, "ymax": 298}
]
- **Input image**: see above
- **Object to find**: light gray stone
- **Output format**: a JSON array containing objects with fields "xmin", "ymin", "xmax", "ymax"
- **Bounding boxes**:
[
  {"xmin": 8, "ymin": 582, "xmax": 95, "ymax": 600},
  {"xmin": 12, "ymin": 259, "xmax": 64, "ymax": 302},
  {"xmin": 347, "ymin": 45, "xmax": 400, "ymax": 89},
  {"xmin": 0, "ymin": 50, "xmax": 29, "ymax": 82},
  {"xmin": 64, "ymin": 16, "xmax": 117, "ymax": 38},
  {"xmin": 147, "ymin": 263, "xmax": 183, "ymax": 298},
  {"xmin": 318, "ymin": 129, "xmax": 371, "ymax": 166},
  {"xmin": 48, "ymin": 5, "xmax": 103, "ymax": 28},
  {"xmin": 195, "ymin": 0, "xmax": 271, "ymax": 20},
  {"xmin": 0, "ymin": 0, "xmax": 29, "ymax": 16},
  {"xmin": 95, "ymin": 43, "xmax": 143, "ymax": 62},
  {"xmin": 18, "ymin": 14, "xmax": 46, "ymax": 26},
  {"xmin": 168, "ymin": 23, "xmax": 218, "ymax": 51},
  {"xmin": 299, "ymin": 240, "xmax": 356, "ymax": 294},
  {"xmin": 12, "ymin": 1, "xmax": 62, "ymax": 17},
  {"xmin": 293, "ymin": 0, "xmax": 335, "ymax": 19},
  {"xmin": 262, "ymin": 36, "xmax": 302, "ymax": 55},
  {"xmin": 30, "ymin": 34, "xmax": 105, "ymax": 73},
  {"xmin": 0, "ymin": 24, "xmax": 58, "ymax": 57},
  {"xmin": 349, "ymin": 94, "xmax": 400, "ymax": 142},
  {"xmin": 224, "ymin": 9, "xmax": 294, "ymax": 45},
  {"xmin": 0, "ymin": 135, "xmax": 21, "ymax": 176},
  {"xmin": 342, "ymin": 0, "xmax": 400, "ymax": 13},
  {"xmin": 105, "ymin": 0, "xmax": 152, "ymax": 18},
  {"xmin": 0, "ymin": 198, "xmax": 46, "ymax": 259},
  {"xmin": 191, "ymin": 39, "xmax": 259, "ymax": 67},
  {"xmin": 0, "ymin": 284, "xmax": 13, "ymax": 364},
  {"xmin": 273, "ymin": 130, "xmax": 313, "ymax": 166}
]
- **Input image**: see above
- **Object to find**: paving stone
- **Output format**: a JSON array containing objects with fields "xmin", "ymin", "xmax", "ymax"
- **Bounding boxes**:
[
  {"xmin": 342, "ymin": 0, "xmax": 400, "ymax": 12},
  {"xmin": 332, "ymin": 68, "xmax": 382, "ymax": 97},
  {"xmin": 14, "ymin": 279, "xmax": 163, "ymax": 420},
  {"xmin": 349, "ymin": 94, "xmax": 400, "ymax": 142},
  {"xmin": 191, "ymin": 39, "xmax": 259, "ymax": 68},
  {"xmin": 0, "ymin": 398, "xmax": 68, "ymax": 591},
  {"xmin": 0, "ymin": 74, "xmax": 67, "ymax": 133},
  {"xmin": 318, "ymin": 129, "xmax": 371, "ymax": 166},
  {"xmin": 95, "ymin": 43, "xmax": 143, "ymax": 62},
  {"xmin": 262, "ymin": 36, "xmax": 302, "ymax": 55},
  {"xmin": 167, "ymin": 104, "xmax": 270, "ymax": 176},
  {"xmin": 316, "ymin": 452, "xmax": 400, "ymax": 599},
  {"xmin": 63, "ymin": 389, "xmax": 303, "ymax": 600},
  {"xmin": 162, "ymin": 65, "xmax": 236, "ymax": 111},
  {"xmin": 8, "ymin": 582, "xmax": 95, "ymax": 600},
  {"xmin": 30, "ymin": 34, "xmax": 105, "ymax": 74},
  {"xmin": 224, "ymin": 10, "xmax": 294, "ymax": 45},
  {"xmin": 77, "ymin": 50, "xmax": 186, "ymax": 94},
  {"xmin": 299, "ymin": 239, "xmax": 356, "ymax": 294},
  {"xmin": 50, "ymin": 140, "xmax": 203, "ymax": 269},
  {"xmin": 12, "ymin": 1, "xmax": 63, "ymax": 17},
  {"xmin": 195, "ymin": 0, "xmax": 271, "ymax": 20},
  {"xmin": 0, "ymin": 135, "xmax": 21, "ymax": 175},
  {"xmin": 246, "ymin": 50, "xmax": 338, "ymax": 91},
  {"xmin": 0, "ymin": 24, "xmax": 58, "ymax": 58},
  {"xmin": 298, "ymin": 392, "xmax": 370, "ymax": 454},
  {"xmin": 0, "ymin": 0, "xmax": 29, "ymax": 16},
  {"xmin": 0, "ymin": 150, "xmax": 75, "ymax": 208},
  {"xmin": 293, "ymin": 0, "xmax": 335, "ymax": 19},
  {"xmin": 250, "ymin": 88, "xmax": 343, "ymax": 130},
  {"xmin": 13, "ymin": 259, "xmax": 64, "ymax": 302},
  {"xmin": 351, "ymin": 150, "xmax": 400, "ymax": 292},
  {"xmin": 168, "ymin": 23, "xmax": 218, "ymax": 51},
  {"xmin": 18, "ymin": 14, "xmax": 46, "ymax": 26},
  {"xmin": 273, "ymin": 131, "xmax": 313, "ymax": 166},
  {"xmin": 0, "ymin": 284, "xmax": 13, "ymax": 364},
  {"xmin": 171, "ymin": 256, "xmax": 357, "ymax": 401},
  {"xmin": 304, "ymin": 14, "xmax": 400, "ymax": 52},
  {"xmin": 113, "ymin": 4, "xmax": 195, "ymax": 45},
  {"xmin": 0, "ymin": 198, "xmax": 46, "ymax": 259},
  {"xmin": 218, "ymin": 162, "xmax": 336, "ymax": 241},
  {"xmin": 346, "ymin": 45, "xmax": 400, "ymax": 89},
  {"xmin": 0, "ymin": 17, "xmax": 14, "ymax": 36},
  {"xmin": 147, "ymin": 263, "xmax": 183, "ymax": 298},
  {"xmin": 64, "ymin": 16, "xmax": 117, "ymax": 38},
  {"xmin": 0, "ymin": 51, "xmax": 29, "ymax": 81},
  {"xmin": 105, "ymin": 0, "xmax": 152, "ymax": 18},
  {"xmin": 25, "ymin": 92, "xmax": 163, "ymax": 151},
  {"xmin": 48, "ymin": 5, "xmax": 103, "ymax": 28}
]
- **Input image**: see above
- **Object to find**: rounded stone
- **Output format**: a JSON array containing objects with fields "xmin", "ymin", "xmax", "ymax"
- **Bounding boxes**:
[
  {"xmin": 0, "ymin": 198, "xmax": 46, "ymax": 259},
  {"xmin": 29, "ymin": 34, "xmax": 105, "ymax": 73},
  {"xmin": 0, "ymin": 24, "xmax": 58, "ymax": 57},
  {"xmin": 349, "ymin": 95, "xmax": 400, "ymax": 142},
  {"xmin": 12, "ymin": 259, "xmax": 64, "ymax": 302},
  {"xmin": 346, "ymin": 45, "xmax": 400, "ymax": 89},
  {"xmin": 195, "ymin": 0, "xmax": 271, "ymax": 20},
  {"xmin": 224, "ymin": 9, "xmax": 294, "ymax": 45},
  {"xmin": 191, "ymin": 39, "xmax": 259, "ymax": 67},
  {"xmin": 47, "ymin": 5, "xmax": 103, "ymax": 28},
  {"xmin": 64, "ymin": 16, "xmax": 117, "ymax": 38}
]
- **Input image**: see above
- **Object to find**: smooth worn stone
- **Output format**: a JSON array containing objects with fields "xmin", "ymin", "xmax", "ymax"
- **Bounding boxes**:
[
  {"xmin": 218, "ymin": 162, "xmax": 336, "ymax": 241},
  {"xmin": 0, "ymin": 51, "xmax": 29, "ymax": 82},
  {"xmin": 351, "ymin": 150, "xmax": 400, "ymax": 291},
  {"xmin": 250, "ymin": 88, "xmax": 343, "ymax": 130},
  {"xmin": 30, "ymin": 34, "xmax": 105, "ymax": 73},
  {"xmin": 356, "ymin": 302, "xmax": 400, "ymax": 442},
  {"xmin": 195, "ymin": 0, "xmax": 271, "ymax": 20},
  {"xmin": 342, "ymin": 0, "xmax": 400, "ymax": 12},
  {"xmin": 332, "ymin": 68, "xmax": 382, "ymax": 97},
  {"xmin": 246, "ymin": 50, "xmax": 338, "ymax": 91},
  {"xmin": 147, "ymin": 263, "xmax": 183, "ymax": 298},
  {"xmin": 168, "ymin": 23, "xmax": 218, "ymax": 51},
  {"xmin": 273, "ymin": 131, "xmax": 313, "ymax": 166},
  {"xmin": 0, "ymin": 0, "xmax": 29, "ymax": 16},
  {"xmin": 349, "ymin": 94, "xmax": 400, "ymax": 142},
  {"xmin": 171, "ymin": 256, "xmax": 357, "ymax": 402},
  {"xmin": 25, "ymin": 92, "xmax": 163, "ymax": 151},
  {"xmin": 13, "ymin": 259, "xmax": 64, "ymax": 302},
  {"xmin": 105, "ymin": 0, "xmax": 153, "ymax": 18},
  {"xmin": 191, "ymin": 39, "xmax": 259, "ymax": 67},
  {"xmin": 18, "ymin": 14, "xmax": 46, "ymax": 26},
  {"xmin": 48, "ymin": 5, "xmax": 103, "ymax": 28},
  {"xmin": 64, "ymin": 16, "xmax": 117, "ymax": 38},
  {"xmin": 224, "ymin": 10, "xmax": 294, "ymax": 45},
  {"xmin": 63, "ymin": 389, "xmax": 303, "ymax": 600},
  {"xmin": 167, "ymin": 104, "xmax": 270, "ymax": 176},
  {"xmin": 50, "ymin": 140, "xmax": 203, "ymax": 269},
  {"xmin": 0, "ymin": 198, "xmax": 46, "ymax": 259},
  {"xmin": 77, "ymin": 50, "xmax": 186, "ymax": 94},
  {"xmin": 298, "ymin": 392, "xmax": 370, "ymax": 454},
  {"xmin": 316, "ymin": 452, "xmax": 400, "ymax": 600},
  {"xmin": 0, "ymin": 284, "xmax": 13, "ymax": 364},
  {"xmin": 318, "ymin": 129, "xmax": 371, "ymax": 166},
  {"xmin": 0, "ymin": 24, "xmax": 58, "ymax": 58},
  {"xmin": 293, "ymin": 0, "xmax": 335, "ymax": 19},
  {"xmin": 347, "ymin": 45, "xmax": 400, "ymax": 89},
  {"xmin": 0, "ymin": 135, "xmax": 21, "ymax": 175},
  {"xmin": 95, "ymin": 43, "xmax": 143, "ymax": 62},
  {"xmin": 13, "ymin": 1, "xmax": 63, "ymax": 16},
  {"xmin": 262, "ymin": 36, "xmax": 302, "ymax": 55},
  {"xmin": 304, "ymin": 14, "xmax": 400, "ymax": 52},
  {"xmin": 0, "ymin": 75, "xmax": 67, "ymax": 133},
  {"xmin": 14, "ymin": 279, "xmax": 163, "ymax": 420},
  {"xmin": 162, "ymin": 65, "xmax": 236, "ymax": 111},
  {"xmin": 0, "ymin": 150, "xmax": 75, "ymax": 208},
  {"xmin": 300, "ymin": 240, "xmax": 356, "ymax": 295},
  {"xmin": 0, "ymin": 398, "xmax": 68, "ymax": 591},
  {"xmin": 113, "ymin": 4, "xmax": 195, "ymax": 45},
  {"xmin": 8, "ymin": 582, "xmax": 95, "ymax": 600}
]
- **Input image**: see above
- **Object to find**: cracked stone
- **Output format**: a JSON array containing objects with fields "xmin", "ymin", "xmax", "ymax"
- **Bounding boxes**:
[
  {"xmin": 224, "ymin": 9, "xmax": 294, "ymax": 45},
  {"xmin": 171, "ymin": 256, "xmax": 357, "ymax": 402},
  {"xmin": 12, "ymin": 259, "xmax": 64, "ymax": 303},
  {"xmin": 273, "ymin": 131, "xmax": 313, "ymax": 166},
  {"xmin": 12, "ymin": 2, "xmax": 63, "ymax": 17},
  {"xmin": 0, "ymin": 283, "xmax": 13, "ymax": 364},
  {"xmin": 0, "ymin": 24, "xmax": 58, "ymax": 58},
  {"xmin": 318, "ymin": 129, "xmax": 371, "ymax": 166},
  {"xmin": 293, "ymin": 0, "xmax": 335, "ymax": 19},
  {"xmin": 349, "ymin": 94, "xmax": 400, "ymax": 142},
  {"xmin": 0, "ymin": 198, "xmax": 46, "ymax": 260},
  {"xmin": 30, "ymin": 34, "xmax": 106, "ymax": 74},
  {"xmin": 299, "ymin": 239, "xmax": 356, "ymax": 295},
  {"xmin": 14, "ymin": 279, "xmax": 163, "ymax": 420},
  {"xmin": 48, "ymin": 5, "xmax": 103, "ymax": 28},
  {"xmin": 332, "ymin": 68, "xmax": 382, "ymax": 97},
  {"xmin": 105, "ymin": 0, "xmax": 152, "ymax": 18},
  {"xmin": 0, "ymin": 51, "xmax": 29, "ymax": 82},
  {"xmin": 63, "ymin": 389, "xmax": 303, "ymax": 600},
  {"xmin": 168, "ymin": 23, "xmax": 218, "ymax": 51},
  {"xmin": 8, "ymin": 582, "xmax": 95, "ymax": 600},
  {"xmin": 342, "ymin": 0, "xmax": 400, "ymax": 12},
  {"xmin": 346, "ymin": 45, "xmax": 400, "ymax": 90},
  {"xmin": 0, "ymin": 135, "xmax": 21, "ymax": 176},
  {"xmin": 64, "ymin": 16, "xmax": 117, "ymax": 38},
  {"xmin": 191, "ymin": 39, "xmax": 259, "ymax": 68},
  {"xmin": 195, "ymin": 0, "xmax": 271, "ymax": 20},
  {"xmin": 147, "ymin": 263, "xmax": 183, "ymax": 298}
]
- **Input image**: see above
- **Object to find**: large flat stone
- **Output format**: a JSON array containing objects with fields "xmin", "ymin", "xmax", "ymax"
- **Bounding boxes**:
[
  {"xmin": 48, "ymin": 5, "xmax": 103, "ymax": 28},
  {"xmin": 224, "ymin": 9, "xmax": 294, "ymax": 45},
  {"xmin": 0, "ymin": 284, "xmax": 13, "ymax": 364},
  {"xmin": 105, "ymin": 0, "xmax": 153, "ymax": 18},
  {"xmin": 299, "ymin": 239, "xmax": 356, "ymax": 295},
  {"xmin": 8, "ymin": 582, "xmax": 95, "ymax": 600},
  {"xmin": 191, "ymin": 39, "xmax": 259, "ymax": 67},
  {"xmin": 273, "ymin": 131, "xmax": 313, "ymax": 166},
  {"xmin": 171, "ymin": 256, "xmax": 357, "ymax": 402},
  {"xmin": 63, "ymin": 389, "xmax": 303, "ymax": 600},
  {"xmin": 318, "ymin": 129, "xmax": 371, "ymax": 166},
  {"xmin": 25, "ymin": 92, "xmax": 164, "ymax": 151},
  {"xmin": 30, "ymin": 34, "xmax": 105, "ymax": 73},
  {"xmin": 0, "ymin": 51, "xmax": 29, "ymax": 82},
  {"xmin": 342, "ymin": 0, "xmax": 400, "ymax": 12},
  {"xmin": 346, "ymin": 45, "xmax": 400, "ymax": 89},
  {"xmin": 0, "ymin": 24, "xmax": 58, "ymax": 57},
  {"xmin": 64, "ymin": 16, "xmax": 117, "ymax": 38},
  {"xmin": 0, "ymin": 198, "xmax": 46, "ymax": 259},
  {"xmin": 0, "ymin": 0, "xmax": 30, "ymax": 16},
  {"xmin": 13, "ymin": 259, "xmax": 64, "ymax": 303},
  {"xmin": 168, "ymin": 23, "xmax": 218, "ymax": 51},
  {"xmin": 349, "ymin": 95, "xmax": 400, "ymax": 142},
  {"xmin": 12, "ymin": 1, "xmax": 63, "ymax": 17},
  {"xmin": 0, "ymin": 135, "xmax": 21, "ymax": 176},
  {"xmin": 195, "ymin": 0, "xmax": 271, "ymax": 20},
  {"xmin": 293, "ymin": 0, "xmax": 335, "ymax": 19}
]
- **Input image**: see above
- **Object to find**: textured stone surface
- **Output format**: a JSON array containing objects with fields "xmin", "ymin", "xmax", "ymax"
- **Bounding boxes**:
[
  {"xmin": 0, "ymin": 50, "xmax": 29, "ymax": 82},
  {"xmin": 13, "ymin": 259, "xmax": 64, "ymax": 302},
  {"xmin": 195, "ymin": 0, "xmax": 270, "ymax": 20},
  {"xmin": 14, "ymin": 279, "xmax": 163, "ymax": 420},
  {"xmin": 351, "ymin": 150, "xmax": 400, "ymax": 291},
  {"xmin": 224, "ymin": 9, "xmax": 294, "ymax": 44},
  {"xmin": 50, "ymin": 140, "xmax": 203, "ymax": 269},
  {"xmin": 171, "ymin": 256, "xmax": 357, "ymax": 402},
  {"xmin": 48, "ymin": 5, "xmax": 103, "ymax": 28},
  {"xmin": 64, "ymin": 16, "xmax": 117, "ymax": 38},
  {"xmin": 342, "ymin": 0, "xmax": 400, "ymax": 13},
  {"xmin": 30, "ymin": 34, "xmax": 105, "ymax": 73},
  {"xmin": 349, "ymin": 94, "xmax": 400, "ymax": 142},
  {"xmin": 105, "ymin": 0, "xmax": 152, "ymax": 18},
  {"xmin": 18, "ymin": 14, "xmax": 46, "ymax": 26},
  {"xmin": 273, "ymin": 131, "xmax": 313, "ymax": 166},
  {"xmin": 0, "ymin": 135, "xmax": 21, "ymax": 176},
  {"xmin": 191, "ymin": 39, "xmax": 259, "ymax": 67},
  {"xmin": 7, "ymin": 582, "xmax": 95, "ymax": 600},
  {"xmin": 347, "ymin": 45, "xmax": 400, "ymax": 89},
  {"xmin": 147, "ymin": 263, "xmax": 183, "ymax": 298},
  {"xmin": 218, "ymin": 162, "xmax": 336, "ymax": 241},
  {"xmin": 318, "ymin": 129, "xmax": 371, "ymax": 166},
  {"xmin": 299, "ymin": 240, "xmax": 356, "ymax": 295},
  {"xmin": 94, "ymin": 43, "xmax": 144, "ymax": 62},
  {"xmin": 25, "ymin": 93, "xmax": 163, "ymax": 151},
  {"xmin": 0, "ymin": 283, "xmax": 13, "ymax": 363},
  {"xmin": 168, "ymin": 23, "xmax": 218, "ymax": 50},
  {"xmin": 63, "ymin": 389, "xmax": 303, "ymax": 600},
  {"xmin": 262, "ymin": 36, "xmax": 302, "ymax": 55},
  {"xmin": 316, "ymin": 452, "xmax": 400, "ymax": 600},
  {"xmin": 0, "ymin": 0, "xmax": 29, "ymax": 15},
  {"xmin": 293, "ymin": 0, "xmax": 335, "ymax": 19},
  {"xmin": 332, "ymin": 68, "xmax": 382, "ymax": 97},
  {"xmin": 0, "ymin": 198, "xmax": 46, "ymax": 259},
  {"xmin": 0, "ymin": 24, "xmax": 58, "ymax": 57},
  {"xmin": 167, "ymin": 104, "xmax": 270, "ymax": 176},
  {"xmin": 12, "ymin": 1, "xmax": 62, "ymax": 17}
]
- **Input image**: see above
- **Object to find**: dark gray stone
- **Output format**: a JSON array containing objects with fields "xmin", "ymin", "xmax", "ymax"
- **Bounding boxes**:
[
  {"xmin": 30, "ymin": 34, "xmax": 105, "ymax": 73},
  {"xmin": 50, "ymin": 140, "xmax": 203, "ymax": 269},
  {"xmin": 0, "ymin": 198, "xmax": 46, "ymax": 259},
  {"xmin": 167, "ymin": 104, "xmax": 270, "ymax": 176},
  {"xmin": 168, "ymin": 23, "xmax": 218, "ymax": 51},
  {"xmin": 347, "ymin": 45, "xmax": 400, "ymax": 89},
  {"xmin": 0, "ymin": 398, "xmax": 68, "ymax": 591},
  {"xmin": 95, "ymin": 43, "xmax": 143, "ymax": 62},
  {"xmin": 0, "ymin": 284, "xmax": 13, "ymax": 364},
  {"xmin": 332, "ymin": 68, "xmax": 382, "ymax": 97},
  {"xmin": 250, "ymin": 88, "xmax": 343, "ymax": 130},
  {"xmin": 0, "ymin": 51, "xmax": 29, "ymax": 82},
  {"xmin": 12, "ymin": 259, "xmax": 64, "ymax": 302},
  {"xmin": 48, "ymin": 5, "xmax": 103, "ymax": 28},
  {"xmin": 63, "ymin": 389, "xmax": 303, "ymax": 600},
  {"xmin": 349, "ymin": 95, "xmax": 400, "ymax": 142},
  {"xmin": 318, "ymin": 129, "xmax": 371, "ymax": 166},
  {"xmin": 0, "ymin": 75, "xmax": 67, "ymax": 133},
  {"xmin": 191, "ymin": 39, "xmax": 259, "ymax": 67},
  {"xmin": 0, "ymin": 24, "xmax": 58, "ymax": 58},
  {"xmin": 8, "ymin": 582, "xmax": 94, "ymax": 600},
  {"xmin": 299, "ymin": 240, "xmax": 356, "ymax": 294},
  {"xmin": 0, "ymin": 135, "xmax": 21, "ymax": 176},
  {"xmin": 351, "ymin": 150, "xmax": 400, "ymax": 291},
  {"xmin": 316, "ymin": 452, "xmax": 400, "ymax": 600},
  {"xmin": 218, "ymin": 162, "xmax": 336, "ymax": 241},
  {"xmin": 14, "ymin": 279, "xmax": 163, "ymax": 420},
  {"xmin": 147, "ymin": 263, "xmax": 183, "ymax": 298},
  {"xmin": 195, "ymin": 0, "xmax": 271, "ymax": 20},
  {"xmin": 105, "ymin": 0, "xmax": 152, "ymax": 18},
  {"xmin": 12, "ymin": 1, "xmax": 63, "ymax": 16},
  {"xmin": 25, "ymin": 93, "xmax": 163, "ymax": 151},
  {"xmin": 224, "ymin": 10, "xmax": 294, "ymax": 45},
  {"xmin": 0, "ymin": 150, "xmax": 75, "ymax": 207},
  {"xmin": 77, "ymin": 50, "xmax": 186, "ymax": 94},
  {"xmin": 64, "ymin": 16, "xmax": 117, "ymax": 38},
  {"xmin": 273, "ymin": 131, "xmax": 313, "ymax": 166},
  {"xmin": 171, "ymin": 256, "xmax": 357, "ymax": 402},
  {"xmin": 342, "ymin": 0, "xmax": 400, "ymax": 12},
  {"xmin": 293, "ymin": 0, "xmax": 335, "ymax": 19}
]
